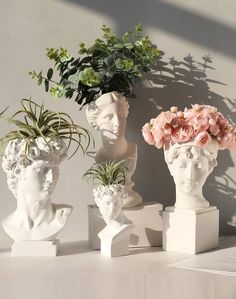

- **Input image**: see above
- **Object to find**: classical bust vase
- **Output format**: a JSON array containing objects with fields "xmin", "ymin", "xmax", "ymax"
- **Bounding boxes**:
[
  {"xmin": 164, "ymin": 140, "xmax": 218, "ymax": 210},
  {"xmin": 93, "ymin": 184, "xmax": 134, "ymax": 257},
  {"xmin": 1, "ymin": 137, "xmax": 72, "ymax": 241}
]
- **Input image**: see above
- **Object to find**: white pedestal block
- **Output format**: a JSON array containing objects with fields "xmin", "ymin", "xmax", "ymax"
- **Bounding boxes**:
[
  {"xmin": 163, "ymin": 206, "xmax": 219, "ymax": 254},
  {"xmin": 99, "ymin": 224, "xmax": 134, "ymax": 257},
  {"xmin": 11, "ymin": 240, "xmax": 59, "ymax": 257},
  {"xmin": 88, "ymin": 202, "xmax": 163, "ymax": 249}
]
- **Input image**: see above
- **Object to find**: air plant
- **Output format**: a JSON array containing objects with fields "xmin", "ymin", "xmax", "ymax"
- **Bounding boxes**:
[
  {"xmin": 0, "ymin": 98, "xmax": 93, "ymax": 158},
  {"xmin": 83, "ymin": 160, "xmax": 127, "ymax": 186}
]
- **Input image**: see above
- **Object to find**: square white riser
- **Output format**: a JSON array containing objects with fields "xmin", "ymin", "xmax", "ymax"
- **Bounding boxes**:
[{"xmin": 88, "ymin": 202, "xmax": 163, "ymax": 250}]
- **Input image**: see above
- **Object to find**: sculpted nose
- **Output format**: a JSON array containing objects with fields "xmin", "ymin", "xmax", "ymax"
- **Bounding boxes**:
[
  {"xmin": 186, "ymin": 164, "xmax": 195, "ymax": 180},
  {"xmin": 112, "ymin": 114, "xmax": 119, "ymax": 128},
  {"xmin": 46, "ymin": 169, "xmax": 53, "ymax": 181}
]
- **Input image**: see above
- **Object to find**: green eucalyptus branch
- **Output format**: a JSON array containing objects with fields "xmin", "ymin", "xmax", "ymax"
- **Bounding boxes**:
[{"xmin": 30, "ymin": 24, "xmax": 160, "ymax": 109}]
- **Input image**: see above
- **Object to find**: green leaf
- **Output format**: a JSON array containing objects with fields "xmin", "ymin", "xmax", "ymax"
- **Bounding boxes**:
[
  {"xmin": 47, "ymin": 68, "xmax": 53, "ymax": 80},
  {"xmin": 44, "ymin": 80, "xmax": 49, "ymax": 92}
]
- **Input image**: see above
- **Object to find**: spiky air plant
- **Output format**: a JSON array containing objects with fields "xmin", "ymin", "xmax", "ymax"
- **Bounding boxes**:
[
  {"xmin": 0, "ymin": 98, "xmax": 93, "ymax": 158},
  {"xmin": 83, "ymin": 160, "xmax": 127, "ymax": 186}
]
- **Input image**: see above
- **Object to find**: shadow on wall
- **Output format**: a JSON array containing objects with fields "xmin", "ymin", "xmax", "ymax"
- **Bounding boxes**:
[
  {"xmin": 60, "ymin": 0, "xmax": 236, "ymax": 233},
  {"xmin": 126, "ymin": 52, "xmax": 236, "ymax": 235},
  {"xmin": 63, "ymin": 0, "xmax": 236, "ymax": 59}
]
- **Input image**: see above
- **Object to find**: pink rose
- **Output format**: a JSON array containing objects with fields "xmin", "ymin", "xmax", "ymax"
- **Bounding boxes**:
[
  {"xmin": 154, "ymin": 111, "xmax": 176, "ymax": 127},
  {"xmin": 195, "ymin": 131, "xmax": 212, "ymax": 147},
  {"xmin": 220, "ymin": 132, "xmax": 236, "ymax": 149},
  {"xmin": 163, "ymin": 124, "xmax": 172, "ymax": 135},
  {"xmin": 171, "ymin": 125, "xmax": 194, "ymax": 143},
  {"xmin": 188, "ymin": 111, "xmax": 209, "ymax": 133},
  {"xmin": 209, "ymin": 122, "xmax": 220, "ymax": 136},
  {"xmin": 217, "ymin": 112, "xmax": 228, "ymax": 130},
  {"xmin": 152, "ymin": 126, "xmax": 165, "ymax": 149},
  {"xmin": 142, "ymin": 123, "xmax": 155, "ymax": 145}
]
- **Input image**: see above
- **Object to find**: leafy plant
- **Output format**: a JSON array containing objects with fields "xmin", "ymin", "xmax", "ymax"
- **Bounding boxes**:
[
  {"xmin": 30, "ymin": 24, "xmax": 160, "ymax": 109},
  {"xmin": 83, "ymin": 160, "xmax": 128, "ymax": 186},
  {"xmin": 0, "ymin": 98, "xmax": 93, "ymax": 158}
]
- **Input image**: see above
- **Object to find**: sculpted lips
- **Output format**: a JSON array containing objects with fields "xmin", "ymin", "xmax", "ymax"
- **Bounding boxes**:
[{"xmin": 183, "ymin": 179, "xmax": 198, "ymax": 187}]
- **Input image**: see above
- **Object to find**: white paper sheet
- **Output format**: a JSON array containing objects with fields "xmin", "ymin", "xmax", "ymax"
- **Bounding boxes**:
[{"xmin": 169, "ymin": 246, "xmax": 236, "ymax": 276}]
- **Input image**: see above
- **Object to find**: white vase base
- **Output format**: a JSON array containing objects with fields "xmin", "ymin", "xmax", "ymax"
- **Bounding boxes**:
[
  {"xmin": 163, "ymin": 206, "xmax": 219, "ymax": 254},
  {"xmin": 99, "ymin": 225, "xmax": 133, "ymax": 258},
  {"xmin": 11, "ymin": 239, "xmax": 59, "ymax": 257}
]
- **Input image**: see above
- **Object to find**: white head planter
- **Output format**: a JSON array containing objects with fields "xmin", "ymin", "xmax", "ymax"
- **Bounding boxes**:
[
  {"xmin": 86, "ymin": 92, "xmax": 142, "ymax": 208},
  {"xmin": 164, "ymin": 140, "xmax": 218, "ymax": 209},
  {"xmin": 93, "ymin": 184, "xmax": 127, "ymax": 224},
  {"xmin": 86, "ymin": 91, "xmax": 129, "ymax": 142},
  {"xmin": 1, "ymin": 137, "xmax": 72, "ymax": 241},
  {"xmin": 93, "ymin": 184, "xmax": 134, "ymax": 257}
]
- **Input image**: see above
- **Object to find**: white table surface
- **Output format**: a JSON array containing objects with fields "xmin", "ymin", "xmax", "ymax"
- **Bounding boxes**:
[{"xmin": 0, "ymin": 236, "xmax": 236, "ymax": 299}]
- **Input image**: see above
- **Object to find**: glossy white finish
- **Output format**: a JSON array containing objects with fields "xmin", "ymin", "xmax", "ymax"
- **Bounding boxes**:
[
  {"xmin": 164, "ymin": 141, "xmax": 218, "ymax": 210},
  {"xmin": 11, "ymin": 240, "xmax": 59, "ymax": 257},
  {"xmin": 93, "ymin": 184, "xmax": 134, "ymax": 257},
  {"xmin": 163, "ymin": 206, "xmax": 219, "ymax": 254},
  {"xmin": 1, "ymin": 138, "xmax": 72, "ymax": 241},
  {"xmin": 88, "ymin": 202, "xmax": 163, "ymax": 249},
  {"xmin": 86, "ymin": 91, "xmax": 142, "ymax": 208}
]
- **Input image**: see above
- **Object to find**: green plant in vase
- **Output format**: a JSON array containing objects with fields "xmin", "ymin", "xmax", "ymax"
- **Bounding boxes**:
[
  {"xmin": 0, "ymin": 98, "xmax": 92, "ymax": 158},
  {"xmin": 84, "ymin": 160, "xmax": 129, "ymax": 222},
  {"xmin": 83, "ymin": 160, "xmax": 127, "ymax": 186},
  {"xmin": 30, "ymin": 24, "xmax": 159, "ymax": 208},
  {"xmin": 29, "ymin": 24, "xmax": 160, "ymax": 108},
  {"xmin": 0, "ymin": 99, "xmax": 93, "ymax": 243}
]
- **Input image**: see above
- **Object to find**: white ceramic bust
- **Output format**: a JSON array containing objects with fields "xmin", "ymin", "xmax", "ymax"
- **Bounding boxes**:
[
  {"xmin": 164, "ymin": 140, "xmax": 218, "ymax": 210},
  {"xmin": 1, "ymin": 138, "xmax": 72, "ymax": 241},
  {"xmin": 86, "ymin": 91, "xmax": 142, "ymax": 208},
  {"xmin": 94, "ymin": 184, "xmax": 134, "ymax": 257}
]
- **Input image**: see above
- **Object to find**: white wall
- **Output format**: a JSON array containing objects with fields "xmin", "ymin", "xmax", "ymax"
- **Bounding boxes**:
[{"xmin": 0, "ymin": 0, "xmax": 235, "ymax": 242}]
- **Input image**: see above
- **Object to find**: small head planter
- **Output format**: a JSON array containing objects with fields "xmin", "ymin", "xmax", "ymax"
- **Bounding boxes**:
[
  {"xmin": 142, "ymin": 104, "xmax": 236, "ymax": 210},
  {"xmin": 0, "ymin": 99, "xmax": 92, "ymax": 241},
  {"xmin": 84, "ymin": 160, "xmax": 134, "ymax": 257}
]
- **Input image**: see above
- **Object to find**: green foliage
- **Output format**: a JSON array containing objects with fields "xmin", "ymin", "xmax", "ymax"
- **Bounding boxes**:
[
  {"xmin": 83, "ymin": 160, "xmax": 127, "ymax": 186},
  {"xmin": 0, "ymin": 99, "xmax": 93, "ymax": 158},
  {"xmin": 30, "ymin": 24, "xmax": 160, "ymax": 109}
]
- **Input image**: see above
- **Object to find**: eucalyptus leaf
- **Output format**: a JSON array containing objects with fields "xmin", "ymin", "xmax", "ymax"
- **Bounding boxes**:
[
  {"xmin": 30, "ymin": 24, "xmax": 160, "ymax": 108},
  {"xmin": 47, "ymin": 68, "xmax": 53, "ymax": 80}
]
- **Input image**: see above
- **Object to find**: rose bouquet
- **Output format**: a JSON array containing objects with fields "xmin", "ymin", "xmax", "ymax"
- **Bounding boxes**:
[{"xmin": 142, "ymin": 104, "xmax": 236, "ymax": 150}]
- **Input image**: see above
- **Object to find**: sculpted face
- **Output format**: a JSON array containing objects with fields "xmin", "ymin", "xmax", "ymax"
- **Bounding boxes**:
[
  {"xmin": 96, "ymin": 101, "xmax": 127, "ymax": 140},
  {"xmin": 99, "ymin": 195, "xmax": 122, "ymax": 223},
  {"xmin": 18, "ymin": 160, "xmax": 59, "ymax": 202},
  {"xmin": 171, "ymin": 154, "xmax": 210, "ymax": 195}
]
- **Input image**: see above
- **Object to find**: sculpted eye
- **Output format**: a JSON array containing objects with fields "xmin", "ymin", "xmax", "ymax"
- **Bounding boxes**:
[
  {"xmin": 43, "ymin": 167, "xmax": 50, "ymax": 174},
  {"xmin": 34, "ymin": 167, "xmax": 41, "ymax": 173},
  {"xmin": 103, "ymin": 114, "xmax": 113, "ymax": 121},
  {"xmin": 196, "ymin": 164, "xmax": 202, "ymax": 170}
]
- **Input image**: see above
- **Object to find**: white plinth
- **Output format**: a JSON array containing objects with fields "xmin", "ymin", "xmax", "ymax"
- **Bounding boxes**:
[
  {"xmin": 11, "ymin": 239, "xmax": 59, "ymax": 257},
  {"xmin": 99, "ymin": 224, "xmax": 134, "ymax": 257},
  {"xmin": 88, "ymin": 202, "xmax": 163, "ymax": 249},
  {"xmin": 163, "ymin": 206, "xmax": 219, "ymax": 254}
]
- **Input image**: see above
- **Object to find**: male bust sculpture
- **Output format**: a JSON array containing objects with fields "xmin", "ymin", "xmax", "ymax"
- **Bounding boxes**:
[
  {"xmin": 1, "ymin": 138, "xmax": 72, "ymax": 241},
  {"xmin": 94, "ymin": 184, "xmax": 134, "ymax": 257}
]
